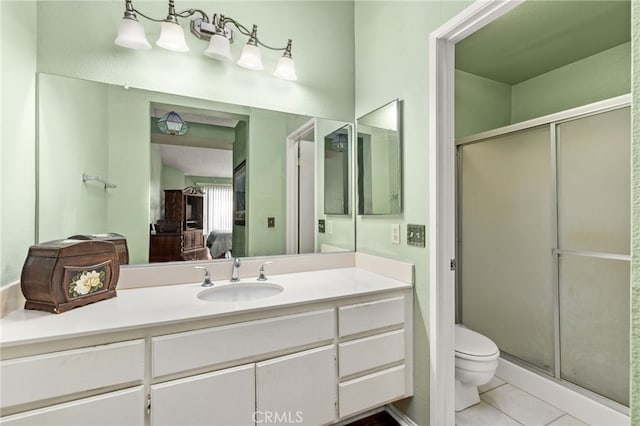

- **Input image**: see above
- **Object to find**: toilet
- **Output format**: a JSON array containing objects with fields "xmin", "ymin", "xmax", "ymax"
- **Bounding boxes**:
[{"xmin": 455, "ymin": 324, "xmax": 500, "ymax": 411}]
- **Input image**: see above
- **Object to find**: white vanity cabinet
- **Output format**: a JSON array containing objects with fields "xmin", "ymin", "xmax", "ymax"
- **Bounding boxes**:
[
  {"xmin": 337, "ymin": 295, "xmax": 413, "ymax": 418},
  {"xmin": 256, "ymin": 345, "xmax": 337, "ymax": 426},
  {"xmin": 0, "ymin": 340, "xmax": 145, "ymax": 425},
  {"xmin": 149, "ymin": 309, "xmax": 337, "ymax": 426},
  {"xmin": 1, "ymin": 285, "xmax": 413, "ymax": 426},
  {"xmin": 150, "ymin": 364, "xmax": 256, "ymax": 426}
]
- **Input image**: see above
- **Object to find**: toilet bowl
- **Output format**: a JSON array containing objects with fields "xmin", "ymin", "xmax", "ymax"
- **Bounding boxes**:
[{"xmin": 455, "ymin": 324, "xmax": 500, "ymax": 411}]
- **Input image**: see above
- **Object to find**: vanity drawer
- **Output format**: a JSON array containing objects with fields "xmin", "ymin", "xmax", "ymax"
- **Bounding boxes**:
[
  {"xmin": 0, "ymin": 386, "xmax": 144, "ymax": 426},
  {"xmin": 338, "ymin": 296, "xmax": 404, "ymax": 338},
  {"xmin": 338, "ymin": 365, "xmax": 407, "ymax": 419},
  {"xmin": 338, "ymin": 329, "xmax": 405, "ymax": 378},
  {"xmin": 152, "ymin": 309, "xmax": 335, "ymax": 377},
  {"xmin": 0, "ymin": 340, "xmax": 145, "ymax": 408}
]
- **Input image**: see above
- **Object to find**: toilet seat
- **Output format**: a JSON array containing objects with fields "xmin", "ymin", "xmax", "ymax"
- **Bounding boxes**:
[{"xmin": 455, "ymin": 325, "xmax": 499, "ymax": 361}]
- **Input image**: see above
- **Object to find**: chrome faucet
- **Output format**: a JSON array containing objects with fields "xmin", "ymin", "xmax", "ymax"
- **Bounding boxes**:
[
  {"xmin": 230, "ymin": 257, "xmax": 241, "ymax": 282},
  {"xmin": 194, "ymin": 266, "xmax": 213, "ymax": 287},
  {"xmin": 256, "ymin": 261, "xmax": 273, "ymax": 281}
]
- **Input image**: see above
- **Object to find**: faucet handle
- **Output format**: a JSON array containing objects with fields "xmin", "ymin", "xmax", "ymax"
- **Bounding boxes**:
[
  {"xmin": 256, "ymin": 261, "xmax": 273, "ymax": 281},
  {"xmin": 194, "ymin": 266, "xmax": 213, "ymax": 287}
]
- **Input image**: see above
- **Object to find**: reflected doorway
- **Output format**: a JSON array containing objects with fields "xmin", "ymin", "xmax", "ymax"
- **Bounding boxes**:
[{"xmin": 286, "ymin": 119, "xmax": 317, "ymax": 254}]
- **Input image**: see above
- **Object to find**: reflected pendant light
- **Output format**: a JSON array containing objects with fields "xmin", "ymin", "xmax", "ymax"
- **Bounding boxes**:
[
  {"xmin": 157, "ymin": 111, "xmax": 189, "ymax": 135},
  {"xmin": 331, "ymin": 134, "xmax": 347, "ymax": 152}
]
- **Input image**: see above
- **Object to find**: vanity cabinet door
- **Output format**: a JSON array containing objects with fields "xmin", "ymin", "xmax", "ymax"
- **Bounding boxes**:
[
  {"xmin": 0, "ymin": 386, "xmax": 144, "ymax": 426},
  {"xmin": 256, "ymin": 345, "xmax": 337, "ymax": 426},
  {"xmin": 150, "ymin": 364, "xmax": 255, "ymax": 426}
]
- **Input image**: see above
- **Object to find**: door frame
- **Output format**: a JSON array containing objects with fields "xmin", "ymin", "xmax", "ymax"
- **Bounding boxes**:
[
  {"xmin": 286, "ymin": 118, "xmax": 317, "ymax": 254},
  {"xmin": 428, "ymin": 1, "xmax": 525, "ymax": 424}
]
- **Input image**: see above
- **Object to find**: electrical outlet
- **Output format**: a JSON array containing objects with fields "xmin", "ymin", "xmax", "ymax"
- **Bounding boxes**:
[
  {"xmin": 326, "ymin": 221, "xmax": 333, "ymax": 234},
  {"xmin": 391, "ymin": 224, "xmax": 400, "ymax": 245},
  {"xmin": 407, "ymin": 224, "xmax": 426, "ymax": 247},
  {"xmin": 318, "ymin": 219, "xmax": 326, "ymax": 233}
]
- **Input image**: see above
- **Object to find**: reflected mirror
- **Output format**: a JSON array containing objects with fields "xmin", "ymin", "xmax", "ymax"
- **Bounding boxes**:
[
  {"xmin": 37, "ymin": 73, "xmax": 355, "ymax": 265},
  {"xmin": 324, "ymin": 124, "xmax": 351, "ymax": 215},
  {"xmin": 356, "ymin": 99, "xmax": 402, "ymax": 215}
]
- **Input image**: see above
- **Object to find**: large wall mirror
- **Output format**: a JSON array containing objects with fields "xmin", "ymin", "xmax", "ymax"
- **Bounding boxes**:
[
  {"xmin": 37, "ymin": 73, "xmax": 355, "ymax": 265},
  {"xmin": 356, "ymin": 99, "xmax": 402, "ymax": 215}
]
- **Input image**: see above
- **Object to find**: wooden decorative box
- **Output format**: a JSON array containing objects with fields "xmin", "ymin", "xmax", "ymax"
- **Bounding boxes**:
[
  {"xmin": 68, "ymin": 233, "xmax": 129, "ymax": 265},
  {"xmin": 20, "ymin": 240, "xmax": 120, "ymax": 314}
]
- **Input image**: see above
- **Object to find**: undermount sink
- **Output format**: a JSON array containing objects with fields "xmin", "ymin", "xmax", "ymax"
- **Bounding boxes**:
[{"xmin": 197, "ymin": 282, "xmax": 284, "ymax": 303}]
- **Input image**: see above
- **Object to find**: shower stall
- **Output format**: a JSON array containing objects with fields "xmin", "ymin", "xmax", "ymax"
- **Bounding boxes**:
[{"xmin": 456, "ymin": 96, "xmax": 630, "ymax": 411}]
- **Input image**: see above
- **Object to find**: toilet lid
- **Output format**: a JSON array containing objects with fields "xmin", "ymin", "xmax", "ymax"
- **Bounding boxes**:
[{"xmin": 455, "ymin": 325, "xmax": 499, "ymax": 358}]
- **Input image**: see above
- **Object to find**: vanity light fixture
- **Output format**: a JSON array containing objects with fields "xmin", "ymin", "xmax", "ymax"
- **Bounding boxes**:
[
  {"xmin": 157, "ymin": 111, "xmax": 189, "ymax": 136},
  {"xmin": 114, "ymin": 0, "xmax": 298, "ymax": 81}
]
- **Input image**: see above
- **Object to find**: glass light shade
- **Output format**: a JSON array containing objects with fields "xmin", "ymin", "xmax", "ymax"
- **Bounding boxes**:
[
  {"xmin": 237, "ymin": 44, "xmax": 264, "ymax": 70},
  {"xmin": 157, "ymin": 111, "xmax": 189, "ymax": 136},
  {"xmin": 273, "ymin": 56, "xmax": 298, "ymax": 81},
  {"xmin": 204, "ymin": 33, "xmax": 232, "ymax": 61},
  {"xmin": 156, "ymin": 21, "xmax": 189, "ymax": 52},
  {"xmin": 115, "ymin": 18, "xmax": 151, "ymax": 50}
]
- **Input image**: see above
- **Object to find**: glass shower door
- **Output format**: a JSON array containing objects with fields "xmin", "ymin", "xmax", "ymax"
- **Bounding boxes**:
[
  {"xmin": 459, "ymin": 125, "xmax": 555, "ymax": 373},
  {"xmin": 556, "ymin": 107, "xmax": 630, "ymax": 406}
]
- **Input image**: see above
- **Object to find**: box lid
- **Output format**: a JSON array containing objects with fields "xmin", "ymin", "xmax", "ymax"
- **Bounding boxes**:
[
  {"xmin": 28, "ymin": 239, "xmax": 117, "ymax": 258},
  {"xmin": 68, "ymin": 233, "xmax": 126, "ymax": 242}
]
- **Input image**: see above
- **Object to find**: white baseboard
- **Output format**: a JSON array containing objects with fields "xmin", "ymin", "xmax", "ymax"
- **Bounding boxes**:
[{"xmin": 497, "ymin": 358, "xmax": 629, "ymax": 426}]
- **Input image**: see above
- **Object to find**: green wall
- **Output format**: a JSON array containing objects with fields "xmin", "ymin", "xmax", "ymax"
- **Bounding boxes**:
[
  {"xmin": 246, "ymin": 110, "xmax": 287, "ymax": 256},
  {"xmin": 38, "ymin": 75, "xmax": 110, "ymax": 242},
  {"xmin": 1, "ymin": 1, "xmax": 37, "ymax": 286},
  {"xmin": 35, "ymin": 1, "xmax": 354, "ymax": 121},
  {"xmin": 512, "ymin": 41, "xmax": 631, "ymax": 123},
  {"xmin": 631, "ymin": 0, "xmax": 639, "ymax": 422},
  {"xmin": 455, "ymin": 69, "xmax": 512, "ymax": 138},
  {"xmin": 354, "ymin": 2, "xmax": 472, "ymax": 423},
  {"xmin": 456, "ymin": 41, "xmax": 631, "ymax": 138}
]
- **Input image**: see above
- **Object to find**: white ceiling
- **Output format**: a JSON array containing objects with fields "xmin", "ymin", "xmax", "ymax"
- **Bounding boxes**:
[{"xmin": 160, "ymin": 144, "xmax": 233, "ymax": 178}]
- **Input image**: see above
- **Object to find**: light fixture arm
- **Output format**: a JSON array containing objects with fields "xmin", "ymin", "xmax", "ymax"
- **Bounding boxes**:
[
  {"xmin": 218, "ymin": 16, "xmax": 290, "ymax": 52},
  {"xmin": 126, "ymin": 0, "xmax": 210, "ymax": 24},
  {"xmin": 116, "ymin": 0, "xmax": 297, "ymax": 80},
  {"xmin": 122, "ymin": 0, "xmax": 291, "ymax": 51}
]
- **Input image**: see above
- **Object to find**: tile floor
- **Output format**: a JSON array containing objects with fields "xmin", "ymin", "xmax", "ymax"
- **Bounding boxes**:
[{"xmin": 455, "ymin": 376, "xmax": 589, "ymax": 426}]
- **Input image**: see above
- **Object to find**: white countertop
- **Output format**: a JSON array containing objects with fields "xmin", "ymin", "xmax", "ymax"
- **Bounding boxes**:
[{"xmin": 0, "ymin": 267, "xmax": 412, "ymax": 348}]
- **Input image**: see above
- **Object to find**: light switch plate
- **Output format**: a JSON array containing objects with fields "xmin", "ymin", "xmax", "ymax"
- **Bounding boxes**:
[
  {"xmin": 267, "ymin": 217, "xmax": 275, "ymax": 228},
  {"xmin": 391, "ymin": 224, "xmax": 400, "ymax": 245},
  {"xmin": 407, "ymin": 224, "xmax": 426, "ymax": 247}
]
